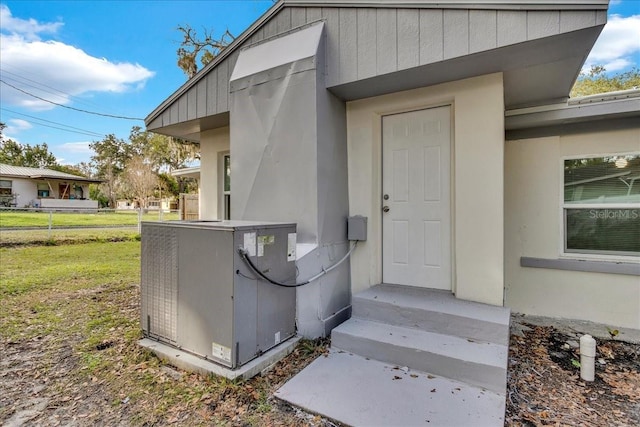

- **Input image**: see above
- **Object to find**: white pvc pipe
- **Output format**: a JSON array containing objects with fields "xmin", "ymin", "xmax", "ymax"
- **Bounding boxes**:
[{"xmin": 580, "ymin": 334, "xmax": 596, "ymax": 381}]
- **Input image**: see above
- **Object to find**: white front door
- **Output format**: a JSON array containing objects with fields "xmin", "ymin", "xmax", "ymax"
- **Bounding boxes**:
[{"xmin": 382, "ymin": 106, "xmax": 451, "ymax": 290}]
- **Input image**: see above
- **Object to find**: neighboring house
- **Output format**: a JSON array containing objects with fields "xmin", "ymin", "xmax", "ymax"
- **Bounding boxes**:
[
  {"xmin": 0, "ymin": 163, "xmax": 102, "ymax": 209},
  {"xmin": 117, "ymin": 198, "xmax": 175, "ymax": 211},
  {"xmin": 145, "ymin": 0, "xmax": 640, "ymax": 336},
  {"xmin": 116, "ymin": 199, "xmax": 137, "ymax": 210}
]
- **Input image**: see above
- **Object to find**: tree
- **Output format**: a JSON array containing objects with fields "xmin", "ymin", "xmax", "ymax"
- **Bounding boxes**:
[
  {"xmin": 0, "ymin": 124, "xmax": 59, "ymax": 169},
  {"xmin": 158, "ymin": 173, "xmax": 180, "ymax": 198},
  {"xmin": 90, "ymin": 134, "xmax": 132, "ymax": 208},
  {"xmin": 120, "ymin": 156, "xmax": 158, "ymax": 208},
  {"xmin": 176, "ymin": 24, "xmax": 234, "ymax": 78},
  {"xmin": 129, "ymin": 126, "xmax": 199, "ymax": 173},
  {"xmin": 90, "ymin": 127, "xmax": 200, "ymax": 207},
  {"xmin": 0, "ymin": 138, "xmax": 24, "ymax": 166},
  {"xmin": 571, "ymin": 66, "xmax": 640, "ymax": 98}
]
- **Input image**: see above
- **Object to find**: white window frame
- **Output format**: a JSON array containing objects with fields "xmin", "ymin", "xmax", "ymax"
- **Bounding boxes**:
[
  {"xmin": 559, "ymin": 152, "xmax": 640, "ymax": 261},
  {"xmin": 0, "ymin": 179, "xmax": 12, "ymax": 195},
  {"xmin": 218, "ymin": 151, "xmax": 231, "ymax": 220}
]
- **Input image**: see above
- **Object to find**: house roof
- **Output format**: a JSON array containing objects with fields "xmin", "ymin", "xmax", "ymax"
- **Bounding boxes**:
[
  {"xmin": 505, "ymin": 89, "xmax": 640, "ymax": 139},
  {"xmin": 171, "ymin": 166, "xmax": 201, "ymax": 180},
  {"xmin": 145, "ymin": 0, "xmax": 608, "ymax": 141},
  {"xmin": 0, "ymin": 164, "xmax": 102, "ymax": 183}
]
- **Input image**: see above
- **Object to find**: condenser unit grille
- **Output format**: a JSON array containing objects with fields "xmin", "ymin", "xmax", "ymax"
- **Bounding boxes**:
[
  {"xmin": 141, "ymin": 225, "xmax": 178, "ymax": 343},
  {"xmin": 140, "ymin": 220, "xmax": 297, "ymax": 369}
]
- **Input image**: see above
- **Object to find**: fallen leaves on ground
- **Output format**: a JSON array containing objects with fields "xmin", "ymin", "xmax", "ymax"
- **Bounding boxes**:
[
  {"xmin": 2, "ymin": 254, "xmax": 638, "ymax": 426},
  {"xmin": 506, "ymin": 322, "xmax": 640, "ymax": 426}
]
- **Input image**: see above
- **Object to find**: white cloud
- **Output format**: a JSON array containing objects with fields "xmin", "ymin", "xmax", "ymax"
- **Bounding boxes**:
[
  {"xmin": 53, "ymin": 141, "xmax": 94, "ymax": 165},
  {"xmin": 584, "ymin": 14, "xmax": 640, "ymax": 72},
  {"xmin": 4, "ymin": 118, "xmax": 32, "ymax": 135},
  {"xmin": 59, "ymin": 141, "xmax": 93, "ymax": 155},
  {"xmin": 0, "ymin": 6, "xmax": 155, "ymax": 111},
  {"xmin": 0, "ymin": 4, "xmax": 63, "ymax": 41}
]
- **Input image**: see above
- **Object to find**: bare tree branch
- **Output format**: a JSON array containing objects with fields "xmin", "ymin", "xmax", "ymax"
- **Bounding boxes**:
[{"xmin": 176, "ymin": 25, "xmax": 235, "ymax": 78}]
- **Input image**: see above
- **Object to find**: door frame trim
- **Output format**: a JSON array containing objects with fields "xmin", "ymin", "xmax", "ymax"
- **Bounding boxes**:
[{"xmin": 379, "ymin": 103, "xmax": 456, "ymax": 292}]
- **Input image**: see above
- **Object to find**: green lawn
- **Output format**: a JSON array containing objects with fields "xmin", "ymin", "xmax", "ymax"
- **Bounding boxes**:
[
  {"xmin": 0, "ymin": 210, "xmax": 179, "ymax": 228},
  {"xmin": 0, "ymin": 227, "xmax": 141, "ymax": 247},
  {"xmin": 0, "ymin": 240, "xmax": 324, "ymax": 426},
  {"xmin": 0, "ymin": 241, "xmax": 141, "ymax": 301}
]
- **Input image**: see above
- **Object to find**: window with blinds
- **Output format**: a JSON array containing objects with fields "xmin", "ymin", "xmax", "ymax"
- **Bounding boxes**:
[{"xmin": 564, "ymin": 154, "xmax": 640, "ymax": 256}]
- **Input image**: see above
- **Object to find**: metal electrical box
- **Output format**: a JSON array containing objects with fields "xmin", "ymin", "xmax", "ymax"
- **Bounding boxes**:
[{"xmin": 140, "ymin": 220, "xmax": 297, "ymax": 369}]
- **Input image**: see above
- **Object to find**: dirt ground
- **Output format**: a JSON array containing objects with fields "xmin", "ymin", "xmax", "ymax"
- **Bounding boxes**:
[
  {"xmin": 1, "ymin": 291, "xmax": 639, "ymax": 426},
  {"xmin": 506, "ymin": 317, "xmax": 640, "ymax": 426}
]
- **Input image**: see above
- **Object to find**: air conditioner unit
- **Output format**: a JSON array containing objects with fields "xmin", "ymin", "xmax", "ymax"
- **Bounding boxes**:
[{"xmin": 140, "ymin": 220, "xmax": 297, "ymax": 369}]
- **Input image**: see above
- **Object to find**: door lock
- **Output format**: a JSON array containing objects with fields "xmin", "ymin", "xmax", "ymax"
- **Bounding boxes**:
[
  {"xmin": 383, "ymin": 194, "xmax": 389, "ymax": 200},
  {"xmin": 382, "ymin": 206, "xmax": 390, "ymax": 213}
]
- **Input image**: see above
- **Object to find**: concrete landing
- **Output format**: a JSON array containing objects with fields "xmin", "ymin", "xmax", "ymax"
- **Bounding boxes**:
[
  {"xmin": 354, "ymin": 284, "xmax": 511, "ymax": 345},
  {"xmin": 278, "ymin": 284, "xmax": 510, "ymax": 426},
  {"xmin": 332, "ymin": 317, "xmax": 507, "ymax": 393},
  {"xmin": 139, "ymin": 336, "xmax": 301, "ymax": 380},
  {"xmin": 275, "ymin": 349, "xmax": 505, "ymax": 427}
]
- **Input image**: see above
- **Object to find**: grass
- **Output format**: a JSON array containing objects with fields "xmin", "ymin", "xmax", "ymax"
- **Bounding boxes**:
[
  {"xmin": 0, "ymin": 228, "xmax": 141, "ymax": 247},
  {"xmin": 0, "ymin": 210, "xmax": 179, "ymax": 228},
  {"xmin": 0, "ymin": 241, "xmax": 141, "ymax": 306},
  {"xmin": 0, "ymin": 239, "xmax": 327, "ymax": 426}
]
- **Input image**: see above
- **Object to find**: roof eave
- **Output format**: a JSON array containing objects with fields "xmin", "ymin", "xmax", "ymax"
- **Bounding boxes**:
[
  {"xmin": 505, "ymin": 89, "xmax": 640, "ymax": 130},
  {"xmin": 284, "ymin": 0, "xmax": 610, "ymax": 10}
]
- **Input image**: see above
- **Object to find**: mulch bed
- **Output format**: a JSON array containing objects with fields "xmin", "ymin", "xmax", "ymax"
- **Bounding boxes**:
[{"xmin": 506, "ymin": 322, "xmax": 640, "ymax": 426}]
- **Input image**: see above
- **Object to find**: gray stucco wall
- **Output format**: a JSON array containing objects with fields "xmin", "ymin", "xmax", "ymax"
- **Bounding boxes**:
[{"xmin": 229, "ymin": 24, "xmax": 350, "ymax": 337}]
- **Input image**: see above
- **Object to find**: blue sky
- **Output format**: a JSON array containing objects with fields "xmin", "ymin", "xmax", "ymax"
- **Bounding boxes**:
[{"xmin": 1, "ymin": 0, "xmax": 639, "ymax": 166}]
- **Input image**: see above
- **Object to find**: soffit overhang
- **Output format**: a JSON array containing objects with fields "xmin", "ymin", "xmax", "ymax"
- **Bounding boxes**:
[{"xmin": 505, "ymin": 89, "xmax": 640, "ymax": 139}]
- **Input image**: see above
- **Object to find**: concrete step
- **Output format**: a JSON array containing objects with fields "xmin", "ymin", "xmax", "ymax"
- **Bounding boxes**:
[
  {"xmin": 276, "ymin": 349, "xmax": 506, "ymax": 427},
  {"xmin": 353, "ymin": 284, "xmax": 511, "ymax": 345},
  {"xmin": 331, "ymin": 318, "xmax": 508, "ymax": 394}
]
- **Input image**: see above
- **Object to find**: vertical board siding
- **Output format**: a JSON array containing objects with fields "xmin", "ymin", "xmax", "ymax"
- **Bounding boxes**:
[
  {"xmin": 322, "ymin": 8, "xmax": 341, "ymax": 87},
  {"xmin": 216, "ymin": 61, "xmax": 228, "ymax": 113},
  {"xmin": 397, "ymin": 9, "xmax": 419, "ymax": 70},
  {"xmin": 469, "ymin": 10, "xmax": 497, "ymax": 53},
  {"xmin": 357, "ymin": 8, "xmax": 377, "ymax": 80},
  {"xmin": 497, "ymin": 11, "xmax": 527, "ymax": 47},
  {"xmin": 560, "ymin": 11, "xmax": 596, "ymax": 33},
  {"xmin": 178, "ymin": 96, "xmax": 188, "ymax": 123},
  {"xmin": 444, "ymin": 10, "xmax": 469, "ymax": 60},
  {"xmin": 306, "ymin": 7, "xmax": 322, "ymax": 23},
  {"xmin": 527, "ymin": 11, "xmax": 560, "ymax": 39},
  {"xmin": 250, "ymin": 27, "xmax": 264, "ymax": 45},
  {"xmin": 187, "ymin": 87, "xmax": 197, "ymax": 121},
  {"xmin": 291, "ymin": 7, "xmax": 307, "ymax": 28},
  {"xmin": 376, "ymin": 9, "xmax": 398, "ymax": 75},
  {"xmin": 161, "ymin": 112, "xmax": 171, "ymax": 129},
  {"xmin": 154, "ymin": 5, "xmax": 605, "ymax": 128},
  {"xmin": 246, "ymin": 32, "xmax": 261, "ymax": 46},
  {"xmin": 263, "ymin": 18, "xmax": 278, "ymax": 38},
  {"xmin": 277, "ymin": 8, "xmax": 292, "ymax": 34},
  {"xmin": 196, "ymin": 80, "xmax": 207, "ymax": 118},
  {"xmin": 339, "ymin": 9, "xmax": 358, "ymax": 83},
  {"xmin": 206, "ymin": 69, "xmax": 218, "ymax": 116},
  {"xmin": 419, "ymin": 9, "xmax": 443, "ymax": 65}
]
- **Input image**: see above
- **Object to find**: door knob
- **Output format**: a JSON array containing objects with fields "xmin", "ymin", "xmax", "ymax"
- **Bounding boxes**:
[{"xmin": 382, "ymin": 206, "xmax": 390, "ymax": 213}]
